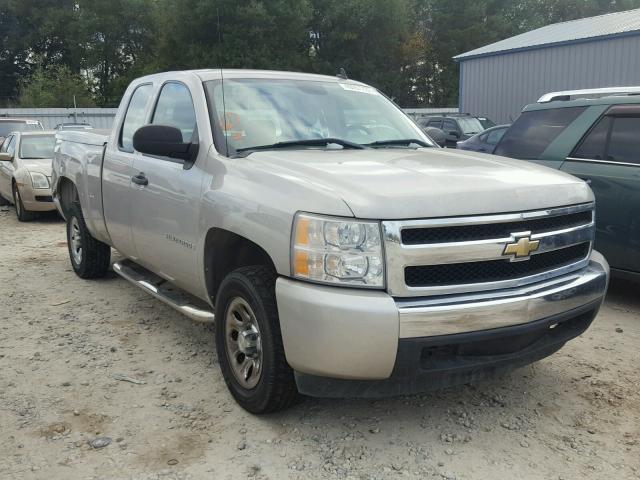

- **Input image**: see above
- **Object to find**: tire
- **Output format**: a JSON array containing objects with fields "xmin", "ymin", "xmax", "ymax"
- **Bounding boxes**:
[
  {"xmin": 66, "ymin": 202, "xmax": 111, "ymax": 279},
  {"xmin": 12, "ymin": 183, "xmax": 37, "ymax": 222},
  {"xmin": 215, "ymin": 265, "xmax": 297, "ymax": 414}
]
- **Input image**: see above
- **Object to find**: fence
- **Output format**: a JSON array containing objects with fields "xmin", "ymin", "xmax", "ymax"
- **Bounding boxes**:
[
  {"xmin": 0, "ymin": 108, "xmax": 118, "ymax": 130},
  {"xmin": 0, "ymin": 107, "xmax": 459, "ymax": 131}
]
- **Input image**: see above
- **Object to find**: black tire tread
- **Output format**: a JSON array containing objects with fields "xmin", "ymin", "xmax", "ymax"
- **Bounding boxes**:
[
  {"xmin": 216, "ymin": 265, "xmax": 297, "ymax": 413},
  {"xmin": 67, "ymin": 202, "xmax": 111, "ymax": 279},
  {"xmin": 13, "ymin": 183, "xmax": 37, "ymax": 222}
]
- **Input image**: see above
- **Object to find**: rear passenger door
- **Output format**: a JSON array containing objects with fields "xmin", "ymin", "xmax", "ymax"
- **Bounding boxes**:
[
  {"xmin": 130, "ymin": 81, "xmax": 203, "ymax": 288},
  {"xmin": 562, "ymin": 109, "xmax": 640, "ymax": 273},
  {"xmin": 103, "ymin": 83, "xmax": 154, "ymax": 258}
]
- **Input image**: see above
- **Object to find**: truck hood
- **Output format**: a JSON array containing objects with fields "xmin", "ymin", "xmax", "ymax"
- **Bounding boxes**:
[{"xmin": 246, "ymin": 148, "xmax": 593, "ymax": 219}]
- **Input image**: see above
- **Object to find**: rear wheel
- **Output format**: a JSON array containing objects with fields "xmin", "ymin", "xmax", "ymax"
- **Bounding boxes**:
[
  {"xmin": 66, "ymin": 202, "xmax": 111, "ymax": 279},
  {"xmin": 215, "ymin": 266, "xmax": 297, "ymax": 414},
  {"xmin": 12, "ymin": 183, "xmax": 36, "ymax": 222}
]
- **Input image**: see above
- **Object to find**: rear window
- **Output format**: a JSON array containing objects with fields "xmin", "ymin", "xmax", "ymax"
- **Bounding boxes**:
[
  {"xmin": 607, "ymin": 116, "xmax": 640, "ymax": 164},
  {"xmin": 494, "ymin": 107, "xmax": 585, "ymax": 159}
]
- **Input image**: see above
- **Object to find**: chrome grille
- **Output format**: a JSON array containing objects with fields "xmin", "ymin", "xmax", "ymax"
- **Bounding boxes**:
[{"xmin": 382, "ymin": 203, "xmax": 595, "ymax": 297}]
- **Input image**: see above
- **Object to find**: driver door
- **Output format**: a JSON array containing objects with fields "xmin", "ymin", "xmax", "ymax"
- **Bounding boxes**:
[{"xmin": 130, "ymin": 82, "xmax": 203, "ymax": 289}]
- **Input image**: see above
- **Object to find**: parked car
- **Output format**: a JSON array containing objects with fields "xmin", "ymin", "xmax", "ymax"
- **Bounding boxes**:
[
  {"xmin": 54, "ymin": 122, "xmax": 94, "ymax": 131},
  {"xmin": 0, "ymin": 118, "xmax": 44, "ymax": 143},
  {"xmin": 494, "ymin": 87, "xmax": 640, "ymax": 280},
  {"xmin": 52, "ymin": 70, "xmax": 608, "ymax": 413},
  {"xmin": 0, "ymin": 131, "xmax": 57, "ymax": 221},
  {"xmin": 421, "ymin": 126, "xmax": 446, "ymax": 147},
  {"xmin": 419, "ymin": 114, "xmax": 485, "ymax": 147},
  {"xmin": 457, "ymin": 124, "xmax": 510, "ymax": 153}
]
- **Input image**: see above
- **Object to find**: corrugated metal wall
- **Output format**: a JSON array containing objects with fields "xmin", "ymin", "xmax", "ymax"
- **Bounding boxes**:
[
  {"xmin": 0, "ymin": 108, "xmax": 117, "ymax": 130},
  {"xmin": 459, "ymin": 34, "xmax": 640, "ymax": 124}
]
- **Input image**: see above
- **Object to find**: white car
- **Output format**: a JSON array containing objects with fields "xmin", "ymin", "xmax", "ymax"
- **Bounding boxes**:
[{"xmin": 0, "ymin": 131, "xmax": 57, "ymax": 221}]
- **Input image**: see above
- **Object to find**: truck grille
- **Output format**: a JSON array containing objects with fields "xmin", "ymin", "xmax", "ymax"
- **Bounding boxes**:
[
  {"xmin": 382, "ymin": 204, "xmax": 595, "ymax": 297},
  {"xmin": 405, "ymin": 242, "xmax": 590, "ymax": 287},
  {"xmin": 402, "ymin": 210, "xmax": 592, "ymax": 245}
]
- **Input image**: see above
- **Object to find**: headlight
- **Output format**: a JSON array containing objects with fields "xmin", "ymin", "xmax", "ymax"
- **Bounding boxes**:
[
  {"xmin": 29, "ymin": 172, "xmax": 50, "ymax": 189},
  {"xmin": 291, "ymin": 213, "xmax": 385, "ymax": 288}
]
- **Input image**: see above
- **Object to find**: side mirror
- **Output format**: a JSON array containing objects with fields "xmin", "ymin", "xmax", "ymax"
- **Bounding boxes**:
[
  {"xmin": 0, "ymin": 152, "xmax": 13, "ymax": 162},
  {"xmin": 133, "ymin": 125, "xmax": 195, "ymax": 161}
]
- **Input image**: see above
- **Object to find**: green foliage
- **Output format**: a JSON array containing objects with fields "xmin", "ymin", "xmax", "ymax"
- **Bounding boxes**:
[
  {"xmin": 3, "ymin": 0, "xmax": 640, "ymax": 108},
  {"xmin": 17, "ymin": 65, "xmax": 95, "ymax": 108}
]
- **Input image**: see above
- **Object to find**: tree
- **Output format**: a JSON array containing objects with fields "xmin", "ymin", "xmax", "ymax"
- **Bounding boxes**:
[{"xmin": 17, "ymin": 65, "xmax": 95, "ymax": 108}]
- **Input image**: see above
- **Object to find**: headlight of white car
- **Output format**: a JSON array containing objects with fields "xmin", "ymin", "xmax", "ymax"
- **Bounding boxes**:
[
  {"xmin": 29, "ymin": 172, "xmax": 50, "ymax": 189},
  {"xmin": 291, "ymin": 213, "xmax": 385, "ymax": 288}
]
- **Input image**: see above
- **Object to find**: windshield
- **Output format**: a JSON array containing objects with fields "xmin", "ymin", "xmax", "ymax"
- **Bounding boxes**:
[
  {"xmin": 0, "ymin": 121, "xmax": 43, "ymax": 137},
  {"xmin": 204, "ymin": 78, "xmax": 432, "ymax": 154},
  {"xmin": 457, "ymin": 117, "xmax": 484, "ymax": 135},
  {"xmin": 19, "ymin": 135, "xmax": 56, "ymax": 159}
]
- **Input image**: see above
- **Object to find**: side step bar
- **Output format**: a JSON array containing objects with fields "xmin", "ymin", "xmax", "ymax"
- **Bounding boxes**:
[{"xmin": 112, "ymin": 259, "xmax": 215, "ymax": 323}]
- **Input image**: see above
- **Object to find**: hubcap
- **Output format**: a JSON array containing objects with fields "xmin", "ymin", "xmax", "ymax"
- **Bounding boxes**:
[
  {"xmin": 225, "ymin": 297, "xmax": 263, "ymax": 389},
  {"xmin": 70, "ymin": 217, "xmax": 83, "ymax": 265}
]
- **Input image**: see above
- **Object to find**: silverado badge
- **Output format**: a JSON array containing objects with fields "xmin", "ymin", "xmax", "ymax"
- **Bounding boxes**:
[{"xmin": 503, "ymin": 233, "xmax": 540, "ymax": 261}]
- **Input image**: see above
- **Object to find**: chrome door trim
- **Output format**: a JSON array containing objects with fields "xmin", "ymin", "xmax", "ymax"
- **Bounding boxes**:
[{"xmin": 565, "ymin": 157, "xmax": 640, "ymax": 168}]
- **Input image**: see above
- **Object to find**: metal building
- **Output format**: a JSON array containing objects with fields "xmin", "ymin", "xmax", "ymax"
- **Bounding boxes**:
[{"xmin": 454, "ymin": 8, "xmax": 640, "ymax": 124}]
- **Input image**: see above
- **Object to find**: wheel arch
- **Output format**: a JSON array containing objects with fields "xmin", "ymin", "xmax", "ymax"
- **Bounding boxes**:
[
  {"xmin": 57, "ymin": 176, "xmax": 80, "ymax": 218},
  {"xmin": 204, "ymin": 228, "xmax": 278, "ymax": 305}
]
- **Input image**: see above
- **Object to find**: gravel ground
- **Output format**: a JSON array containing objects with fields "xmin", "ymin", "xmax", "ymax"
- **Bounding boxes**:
[{"xmin": 0, "ymin": 207, "xmax": 638, "ymax": 480}]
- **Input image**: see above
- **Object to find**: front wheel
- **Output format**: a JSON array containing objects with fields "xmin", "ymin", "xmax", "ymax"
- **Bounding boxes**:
[
  {"xmin": 12, "ymin": 183, "xmax": 36, "ymax": 222},
  {"xmin": 66, "ymin": 202, "xmax": 111, "ymax": 279},
  {"xmin": 215, "ymin": 266, "xmax": 297, "ymax": 414}
]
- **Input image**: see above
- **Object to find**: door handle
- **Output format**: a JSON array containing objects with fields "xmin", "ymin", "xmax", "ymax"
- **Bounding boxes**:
[{"xmin": 132, "ymin": 173, "xmax": 148, "ymax": 186}]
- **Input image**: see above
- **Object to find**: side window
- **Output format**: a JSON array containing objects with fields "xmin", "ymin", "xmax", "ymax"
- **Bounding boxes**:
[
  {"xmin": 443, "ymin": 119, "xmax": 458, "ymax": 133},
  {"xmin": 120, "ymin": 84, "xmax": 153, "ymax": 152},
  {"xmin": 571, "ymin": 116, "xmax": 611, "ymax": 160},
  {"xmin": 479, "ymin": 133, "xmax": 488, "ymax": 143},
  {"xmin": 486, "ymin": 128, "xmax": 506, "ymax": 145},
  {"xmin": 152, "ymin": 83, "xmax": 197, "ymax": 143},
  {"xmin": 494, "ymin": 107, "xmax": 586, "ymax": 159},
  {"xmin": 606, "ymin": 116, "xmax": 640, "ymax": 164}
]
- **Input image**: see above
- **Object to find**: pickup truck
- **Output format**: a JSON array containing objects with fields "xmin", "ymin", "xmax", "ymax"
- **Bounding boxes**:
[{"xmin": 52, "ymin": 69, "xmax": 609, "ymax": 413}]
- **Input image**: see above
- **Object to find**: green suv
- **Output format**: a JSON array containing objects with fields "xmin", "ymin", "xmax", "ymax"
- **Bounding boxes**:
[{"xmin": 494, "ymin": 88, "xmax": 640, "ymax": 280}]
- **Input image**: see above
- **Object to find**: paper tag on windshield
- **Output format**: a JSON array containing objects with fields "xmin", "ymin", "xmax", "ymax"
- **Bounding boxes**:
[
  {"xmin": 26, "ymin": 120, "xmax": 40, "ymax": 124},
  {"xmin": 339, "ymin": 83, "xmax": 378, "ymax": 95}
]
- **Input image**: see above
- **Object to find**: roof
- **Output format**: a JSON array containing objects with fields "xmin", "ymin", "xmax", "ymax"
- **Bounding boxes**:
[{"xmin": 454, "ymin": 8, "xmax": 640, "ymax": 61}]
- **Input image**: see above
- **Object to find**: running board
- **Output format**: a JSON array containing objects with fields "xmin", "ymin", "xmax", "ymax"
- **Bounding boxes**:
[{"xmin": 112, "ymin": 259, "xmax": 215, "ymax": 323}]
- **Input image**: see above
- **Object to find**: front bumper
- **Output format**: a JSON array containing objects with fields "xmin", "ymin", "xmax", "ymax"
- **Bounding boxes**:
[
  {"xmin": 18, "ymin": 184, "xmax": 56, "ymax": 212},
  {"xmin": 276, "ymin": 251, "xmax": 609, "ymax": 394}
]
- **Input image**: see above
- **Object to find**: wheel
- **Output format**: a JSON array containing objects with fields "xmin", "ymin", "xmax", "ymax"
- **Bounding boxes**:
[
  {"xmin": 12, "ymin": 183, "xmax": 36, "ymax": 222},
  {"xmin": 66, "ymin": 202, "xmax": 111, "ymax": 279},
  {"xmin": 215, "ymin": 266, "xmax": 297, "ymax": 414}
]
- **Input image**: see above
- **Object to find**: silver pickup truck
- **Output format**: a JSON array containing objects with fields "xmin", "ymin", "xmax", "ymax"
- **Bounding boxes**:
[{"xmin": 52, "ymin": 69, "xmax": 609, "ymax": 413}]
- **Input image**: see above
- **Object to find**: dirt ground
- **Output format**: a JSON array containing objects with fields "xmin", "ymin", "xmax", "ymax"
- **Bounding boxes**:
[{"xmin": 0, "ymin": 208, "xmax": 638, "ymax": 480}]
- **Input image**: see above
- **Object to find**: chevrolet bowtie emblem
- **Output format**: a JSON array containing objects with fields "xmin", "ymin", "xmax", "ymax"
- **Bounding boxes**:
[{"xmin": 503, "ymin": 234, "xmax": 540, "ymax": 260}]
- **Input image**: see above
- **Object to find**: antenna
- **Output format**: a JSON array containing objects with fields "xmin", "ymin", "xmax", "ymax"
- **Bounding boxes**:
[{"xmin": 337, "ymin": 68, "xmax": 348, "ymax": 80}]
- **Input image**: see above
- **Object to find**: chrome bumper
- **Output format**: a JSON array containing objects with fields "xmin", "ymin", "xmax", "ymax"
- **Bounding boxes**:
[
  {"xmin": 276, "ymin": 251, "xmax": 608, "ymax": 381},
  {"xmin": 397, "ymin": 250, "xmax": 609, "ymax": 338}
]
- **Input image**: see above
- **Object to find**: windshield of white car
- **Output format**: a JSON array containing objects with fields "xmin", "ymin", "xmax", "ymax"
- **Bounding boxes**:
[
  {"xmin": 0, "ymin": 121, "xmax": 42, "ymax": 137},
  {"xmin": 204, "ymin": 78, "xmax": 433, "ymax": 156},
  {"xmin": 19, "ymin": 135, "xmax": 56, "ymax": 159},
  {"xmin": 457, "ymin": 117, "xmax": 484, "ymax": 135}
]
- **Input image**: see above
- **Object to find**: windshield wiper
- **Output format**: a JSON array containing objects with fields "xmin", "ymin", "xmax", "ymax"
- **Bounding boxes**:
[
  {"xmin": 365, "ymin": 139, "xmax": 433, "ymax": 148},
  {"xmin": 234, "ymin": 138, "xmax": 366, "ymax": 157}
]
